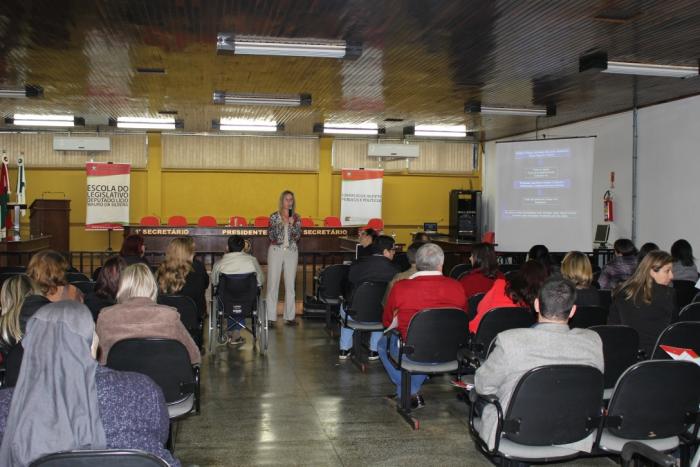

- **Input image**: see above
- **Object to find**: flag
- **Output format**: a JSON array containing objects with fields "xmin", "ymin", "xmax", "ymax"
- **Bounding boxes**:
[
  {"xmin": 0, "ymin": 153, "xmax": 10, "ymax": 239},
  {"xmin": 16, "ymin": 154, "xmax": 26, "ymax": 216}
]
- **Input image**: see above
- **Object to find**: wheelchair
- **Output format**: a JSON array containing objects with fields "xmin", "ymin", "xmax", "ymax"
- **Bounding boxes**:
[{"xmin": 209, "ymin": 272, "xmax": 268, "ymax": 355}]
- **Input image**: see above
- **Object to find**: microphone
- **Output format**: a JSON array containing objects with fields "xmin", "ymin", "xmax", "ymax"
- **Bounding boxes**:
[{"xmin": 288, "ymin": 208, "xmax": 293, "ymax": 217}]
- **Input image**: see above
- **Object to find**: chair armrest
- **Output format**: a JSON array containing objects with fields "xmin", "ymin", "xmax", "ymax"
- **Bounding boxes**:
[
  {"xmin": 384, "ymin": 329, "xmax": 403, "ymax": 369},
  {"xmin": 192, "ymin": 365, "xmax": 201, "ymax": 414},
  {"xmin": 468, "ymin": 392, "xmax": 504, "ymax": 455},
  {"xmin": 620, "ymin": 441, "xmax": 676, "ymax": 467}
]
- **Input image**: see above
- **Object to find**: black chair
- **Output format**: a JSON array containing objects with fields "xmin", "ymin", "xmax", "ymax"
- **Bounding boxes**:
[
  {"xmin": 66, "ymin": 272, "xmax": 91, "ymax": 283},
  {"xmin": 598, "ymin": 289, "xmax": 612, "ymax": 311},
  {"xmin": 342, "ymin": 281, "xmax": 387, "ymax": 371},
  {"xmin": 568, "ymin": 306, "xmax": 607, "ymax": 329},
  {"xmin": 673, "ymin": 280, "xmax": 697, "ymax": 311},
  {"xmin": 595, "ymin": 360, "xmax": 700, "ymax": 457},
  {"xmin": 448, "ymin": 263, "xmax": 471, "ymax": 279},
  {"xmin": 469, "ymin": 365, "xmax": 604, "ymax": 465},
  {"xmin": 30, "ymin": 449, "xmax": 169, "ymax": 467},
  {"xmin": 386, "ymin": 308, "xmax": 470, "ymax": 429},
  {"xmin": 158, "ymin": 294, "xmax": 202, "ymax": 347},
  {"xmin": 71, "ymin": 281, "xmax": 95, "ymax": 295},
  {"xmin": 212, "ymin": 272, "xmax": 266, "ymax": 354},
  {"xmin": 469, "ymin": 307, "xmax": 534, "ymax": 362},
  {"xmin": 678, "ymin": 302, "xmax": 700, "ymax": 321},
  {"xmin": 105, "ymin": 338, "xmax": 200, "ymax": 420},
  {"xmin": 650, "ymin": 321, "xmax": 700, "ymax": 360},
  {"xmin": 467, "ymin": 292, "xmax": 486, "ymax": 321},
  {"xmin": 620, "ymin": 442, "xmax": 676, "ymax": 467},
  {"xmin": 314, "ymin": 264, "xmax": 349, "ymax": 332},
  {"xmin": 590, "ymin": 325, "xmax": 640, "ymax": 399}
]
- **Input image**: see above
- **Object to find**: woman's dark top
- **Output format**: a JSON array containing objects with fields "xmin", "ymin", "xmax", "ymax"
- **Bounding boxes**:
[
  {"xmin": 608, "ymin": 282, "xmax": 677, "ymax": 357},
  {"xmin": 18, "ymin": 295, "xmax": 52, "ymax": 334},
  {"xmin": 575, "ymin": 287, "xmax": 602, "ymax": 308},
  {"xmin": 84, "ymin": 292, "xmax": 116, "ymax": 322},
  {"xmin": 0, "ymin": 366, "xmax": 179, "ymax": 466},
  {"xmin": 170, "ymin": 260, "xmax": 210, "ymax": 318}
]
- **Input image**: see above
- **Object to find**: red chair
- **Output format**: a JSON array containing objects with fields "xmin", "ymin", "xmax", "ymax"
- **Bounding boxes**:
[
  {"xmin": 323, "ymin": 216, "xmax": 342, "ymax": 227},
  {"xmin": 229, "ymin": 216, "xmax": 247, "ymax": 227},
  {"xmin": 367, "ymin": 218, "xmax": 384, "ymax": 231},
  {"xmin": 301, "ymin": 217, "xmax": 315, "ymax": 227},
  {"xmin": 253, "ymin": 216, "xmax": 270, "ymax": 227},
  {"xmin": 197, "ymin": 216, "xmax": 218, "ymax": 227},
  {"xmin": 140, "ymin": 216, "xmax": 160, "ymax": 226},
  {"xmin": 482, "ymin": 231, "xmax": 495, "ymax": 244},
  {"xmin": 167, "ymin": 215, "xmax": 188, "ymax": 227}
]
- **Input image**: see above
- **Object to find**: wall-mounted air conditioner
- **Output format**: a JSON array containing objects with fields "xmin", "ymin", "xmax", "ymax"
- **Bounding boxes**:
[
  {"xmin": 367, "ymin": 143, "xmax": 420, "ymax": 159},
  {"xmin": 53, "ymin": 136, "xmax": 111, "ymax": 152}
]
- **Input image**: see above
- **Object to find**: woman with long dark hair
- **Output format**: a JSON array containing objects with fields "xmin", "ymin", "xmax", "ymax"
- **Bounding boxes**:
[
  {"xmin": 670, "ymin": 239, "xmax": 698, "ymax": 281},
  {"xmin": 459, "ymin": 242, "xmax": 502, "ymax": 298}
]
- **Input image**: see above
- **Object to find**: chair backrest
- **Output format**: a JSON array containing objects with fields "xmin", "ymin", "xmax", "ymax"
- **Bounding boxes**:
[
  {"xmin": 366, "ymin": 218, "xmax": 383, "ymax": 230},
  {"xmin": 300, "ymin": 217, "xmax": 315, "ymax": 227},
  {"xmin": 66, "ymin": 272, "xmax": 90, "ymax": 283},
  {"xmin": 317, "ymin": 264, "xmax": 349, "ymax": 301},
  {"xmin": 167, "ymin": 215, "xmax": 188, "ymax": 227},
  {"xmin": 467, "ymin": 292, "xmax": 486, "ymax": 321},
  {"xmin": 590, "ymin": 325, "xmax": 640, "ymax": 389},
  {"xmin": 606, "ymin": 360, "xmax": 700, "ymax": 439},
  {"xmin": 482, "ymin": 231, "xmax": 495, "ymax": 244},
  {"xmin": 503, "ymin": 365, "xmax": 603, "ymax": 446},
  {"xmin": 29, "ymin": 449, "xmax": 169, "ymax": 467},
  {"xmin": 323, "ymin": 216, "xmax": 342, "ymax": 227},
  {"xmin": 253, "ymin": 216, "xmax": 270, "ymax": 227},
  {"xmin": 139, "ymin": 216, "xmax": 160, "ymax": 226},
  {"xmin": 157, "ymin": 294, "xmax": 199, "ymax": 332},
  {"xmin": 672, "ymin": 280, "xmax": 697, "ymax": 310},
  {"xmin": 229, "ymin": 216, "xmax": 247, "ymax": 227},
  {"xmin": 347, "ymin": 281, "xmax": 387, "ymax": 323},
  {"xmin": 568, "ymin": 305, "xmax": 608, "ymax": 329},
  {"xmin": 71, "ymin": 281, "xmax": 95, "ymax": 295},
  {"xmin": 679, "ymin": 302, "xmax": 700, "ymax": 322},
  {"xmin": 197, "ymin": 215, "xmax": 217, "ymax": 227},
  {"xmin": 403, "ymin": 308, "xmax": 470, "ymax": 363},
  {"xmin": 106, "ymin": 338, "xmax": 195, "ymax": 404},
  {"xmin": 651, "ymin": 321, "xmax": 700, "ymax": 359},
  {"xmin": 473, "ymin": 307, "xmax": 534, "ymax": 353},
  {"xmin": 448, "ymin": 263, "xmax": 471, "ymax": 279},
  {"xmin": 217, "ymin": 273, "xmax": 258, "ymax": 317}
]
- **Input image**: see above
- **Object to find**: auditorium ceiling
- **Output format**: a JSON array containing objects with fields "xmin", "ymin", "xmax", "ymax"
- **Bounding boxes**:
[{"xmin": 0, "ymin": 0, "xmax": 699, "ymax": 140}]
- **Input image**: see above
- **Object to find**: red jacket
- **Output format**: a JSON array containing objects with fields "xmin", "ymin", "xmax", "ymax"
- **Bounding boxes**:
[
  {"xmin": 459, "ymin": 269, "xmax": 504, "ymax": 299},
  {"xmin": 383, "ymin": 273, "xmax": 468, "ymax": 339},
  {"xmin": 470, "ymin": 278, "xmax": 525, "ymax": 333}
]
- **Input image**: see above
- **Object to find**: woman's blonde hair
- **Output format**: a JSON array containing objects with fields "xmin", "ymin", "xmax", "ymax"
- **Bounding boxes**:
[
  {"xmin": 157, "ymin": 237, "xmax": 194, "ymax": 294},
  {"xmin": 617, "ymin": 250, "xmax": 673, "ymax": 305},
  {"xmin": 117, "ymin": 263, "xmax": 159, "ymax": 303},
  {"xmin": 0, "ymin": 275, "xmax": 39, "ymax": 345},
  {"xmin": 26, "ymin": 250, "xmax": 68, "ymax": 296},
  {"xmin": 278, "ymin": 190, "xmax": 295, "ymax": 215},
  {"xmin": 561, "ymin": 251, "xmax": 593, "ymax": 288}
]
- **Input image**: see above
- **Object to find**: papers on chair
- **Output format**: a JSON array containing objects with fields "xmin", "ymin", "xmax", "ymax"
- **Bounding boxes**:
[{"xmin": 660, "ymin": 345, "xmax": 700, "ymax": 364}]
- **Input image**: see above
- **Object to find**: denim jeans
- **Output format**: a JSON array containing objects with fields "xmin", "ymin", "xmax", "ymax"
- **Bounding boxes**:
[
  {"xmin": 377, "ymin": 333, "xmax": 428, "ymax": 398},
  {"xmin": 339, "ymin": 307, "xmax": 382, "ymax": 352}
]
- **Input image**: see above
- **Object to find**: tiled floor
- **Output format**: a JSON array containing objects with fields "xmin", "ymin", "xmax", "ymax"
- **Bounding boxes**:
[{"xmin": 174, "ymin": 318, "xmax": 617, "ymax": 466}]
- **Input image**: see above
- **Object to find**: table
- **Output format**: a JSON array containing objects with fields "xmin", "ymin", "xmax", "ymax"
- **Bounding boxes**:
[{"xmin": 0, "ymin": 235, "xmax": 52, "ymax": 267}]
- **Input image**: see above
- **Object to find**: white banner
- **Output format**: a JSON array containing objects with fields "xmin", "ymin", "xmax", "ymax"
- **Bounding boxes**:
[
  {"xmin": 85, "ymin": 162, "xmax": 130, "ymax": 230},
  {"xmin": 340, "ymin": 168, "xmax": 383, "ymax": 226}
]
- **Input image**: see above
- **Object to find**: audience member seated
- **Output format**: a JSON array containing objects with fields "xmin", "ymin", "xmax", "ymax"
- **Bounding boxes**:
[
  {"xmin": 413, "ymin": 232, "xmax": 431, "ymax": 243},
  {"xmin": 119, "ymin": 234, "xmax": 150, "ymax": 266},
  {"xmin": 472, "ymin": 278, "xmax": 604, "ymax": 451},
  {"xmin": 608, "ymin": 250, "xmax": 677, "ymax": 356},
  {"xmin": 671, "ymin": 239, "xmax": 698, "ymax": 281},
  {"xmin": 561, "ymin": 251, "xmax": 601, "ymax": 307},
  {"xmin": 340, "ymin": 235, "xmax": 399, "ymax": 360},
  {"xmin": 356, "ymin": 228, "xmax": 378, "ymax": 257},
  {"xmin": 96, "ymin": 263, "xmax": 200, "ymax": 365},
  {"xmin": 378, "ymin": 243, "xmax": 467, "ymax": 408},
  {"xmin": 0, "ymin": 275, "xmax": 40, "ymax": 388},
  {"xmin": 459, "ymin": 242, "xmax": 503, "ymax": 299},
  {"xmin": 157, "ymin": 237, "xmax": 210, "ymax": 319},
  {"xmin": 470, "ymin": 260, "xmax": 546, "ymax": 333},
  {"xmin": 27, "ymin": 250, "xmax": 83, "ymax": 303},
  {"xmin": 598, "ymin": 238, "xmax": 637, "ymax": 290},
  {"xmin": 527, "ymin": 244, "xmax": 558, "ymax": 277},
  {"xmin": 84, "ymin": 256, "xmax": 126, "ymax": 322},
  {"xmin": 0, "ymin": 301, "xmax": 178, "ymax": 466},
  {"xmin": 637, "ymin": 242, "xmax": 659, "ymax": 264},
  {"xmin": 211, "ymin": 235, "xmax": 264, "ymax": 346},
  {"xmin": 382, "ymin": 241, "xmax": 422, "ymax": 305}
]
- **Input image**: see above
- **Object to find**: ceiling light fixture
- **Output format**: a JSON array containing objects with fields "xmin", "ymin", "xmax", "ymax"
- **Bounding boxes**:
[
  {"xmin": 213, "ymin": 91, "xmax": 312, "ymax": 107},
  {"xmin": 217, "ymin": 33, "xmax": 362, "ymax": 59},
  {"xmin": 6, "ymin": 113, "xmax": 81, "ymax": 127},
  {"xmin": 110, "ymin": 116, "xmax": 182, "ymax": 130},
  {"xmin": 466, "ymin": 102, "xmax": 556, "ymax": 117},
  {"xmin": 580, "ymin": 52, "xmax": 699, "ymax": 78},
  {"xmin": 408, "ymin": 124, "xmax": 468, "ymax": 138},
  {"xmin": 0, "ymin": 85, "xmax": 43, "ymax": 99},
  {"xmin": 214, "ymin": 118, "xmax": 282, "ymax": 132},
  {"xmin": 314, "ymin": 122, "xmax": 381, "ymax": 136}
]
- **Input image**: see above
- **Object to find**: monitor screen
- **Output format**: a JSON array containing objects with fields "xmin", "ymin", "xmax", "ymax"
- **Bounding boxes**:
[
  {"xmin": 423, "ymin": 222, "xmax": 437, "ymax": 233},
  {"xmin": 594, "ymin": 224, "xmax": 610, "ymax": 244}
]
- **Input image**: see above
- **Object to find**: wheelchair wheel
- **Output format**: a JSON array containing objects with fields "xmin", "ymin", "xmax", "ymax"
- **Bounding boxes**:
[{"xmin": 216, "ymin": 307, "xmax": 228, "ymax": 345}]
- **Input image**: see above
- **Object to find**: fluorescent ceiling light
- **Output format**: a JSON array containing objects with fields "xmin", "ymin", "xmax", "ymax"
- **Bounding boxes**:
[
  {"xmin": 466, "ymin": 102, "xmax": 554, "ymax": 117},
  {"xmin": 217, "ymin": 33, "xmax": 362, "ymax": 59},
  {"xmin": 9, "ymin": 114, "xmax": 76, "ymax": 127},
  {"xmin": 414, "ymin": 124, "xmax": 468, "ymax": 138},
  {"xmin": 320, "ymin": 122, "xmax": 379, "ymax": 135},
  {"xmin": 0, "ymin": 85, "xmax": 43, "ymax": 99},
  {"xmin": 580, "ymin": 52, "xmax": 699, "ymax": 78},
  {"xmin": 216, "ymin": 118, "xmax": 280, "ymax": 132},
  {"xmin": 213, "ymin": 91, "xmax": 311, "ymax": 107},
  {"xmin": 114, "ymin": 116, "xmax": 177, "ymax": 129}
]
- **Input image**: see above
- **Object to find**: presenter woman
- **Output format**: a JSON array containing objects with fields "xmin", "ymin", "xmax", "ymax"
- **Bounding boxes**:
[{"xmin": 266, "ymin": 190, "xmax": 302, "ymax": 326}]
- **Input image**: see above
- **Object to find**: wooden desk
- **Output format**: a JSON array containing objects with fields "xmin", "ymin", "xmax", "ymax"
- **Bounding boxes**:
[
  {"xmin": 0, "ymin": 236, "xmax": 52, "ymax": 267},
  {"xmin": 123, "ymin": 225, "xmax": 358, "ymax": 264}
]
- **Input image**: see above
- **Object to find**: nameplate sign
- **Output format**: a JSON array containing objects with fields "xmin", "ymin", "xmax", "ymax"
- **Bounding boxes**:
[{"xmin": 126, "ymin": 226, "xmax": 353, "ymax": 237}]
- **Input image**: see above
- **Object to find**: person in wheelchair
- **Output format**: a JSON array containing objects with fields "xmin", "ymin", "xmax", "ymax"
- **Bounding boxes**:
[{"xmin": 212, "ymin": 236, "xmax": 264, "ymax": 346}]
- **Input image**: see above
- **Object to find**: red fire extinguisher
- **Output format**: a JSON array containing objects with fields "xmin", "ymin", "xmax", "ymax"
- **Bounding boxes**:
[{"xmin": 603, "ymin": 190, "xmax": 614, "ymax": 222}]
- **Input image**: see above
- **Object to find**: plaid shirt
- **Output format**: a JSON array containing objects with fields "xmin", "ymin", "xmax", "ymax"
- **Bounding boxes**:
[{"xmin": 598, "ymin": 255, "xmax": 637, "ymax": 290}]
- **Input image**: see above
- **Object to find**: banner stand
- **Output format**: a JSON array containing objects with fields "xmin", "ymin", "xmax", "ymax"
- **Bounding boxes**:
[{"xmin": 86, "ymin": 162, "xmax": 131, "ymax": 234}]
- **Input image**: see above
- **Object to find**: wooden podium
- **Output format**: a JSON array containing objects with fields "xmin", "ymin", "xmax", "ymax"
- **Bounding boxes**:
[{"xmin": 30, "ymin": 199, "xmax": 71, "ymax": 252}]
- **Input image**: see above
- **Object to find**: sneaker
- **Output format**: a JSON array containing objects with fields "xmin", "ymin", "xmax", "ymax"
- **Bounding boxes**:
[
  {"xmin": 339, "ymin": 349, "xmax": 352, "ymax": 360},
  {"xmin": 450, "ymin": 378, "xmax": 470, "ymax": 390},
  {"xmin": 227, "ymin": 336, "xmax": 245, "ymax": 347},
  {"xmin": 411, "ymin": 394, "xmax": 426, "ymax": 410},
  {"xmin": 367, "ymin": 351, "xmax": 379, "ymax": 361}
]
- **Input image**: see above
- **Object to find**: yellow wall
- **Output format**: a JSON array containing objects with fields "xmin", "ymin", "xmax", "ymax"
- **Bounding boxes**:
[{"xmin": 14, "ymin": 133, "xmax": 481, "ymax": 250}]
